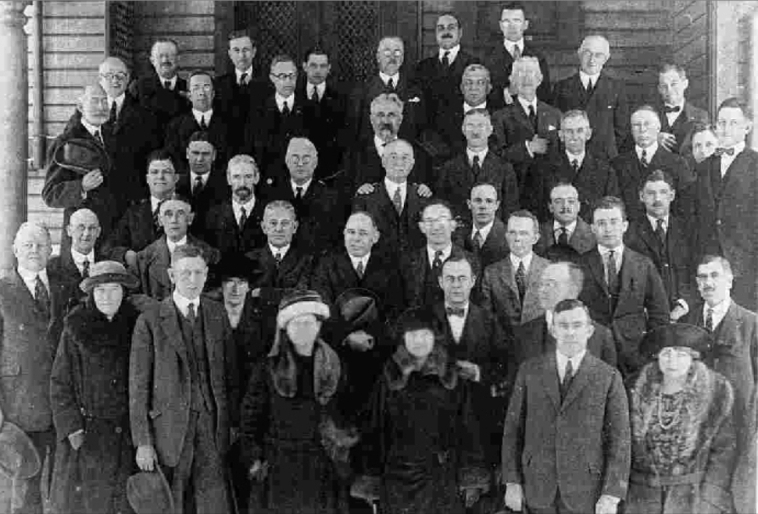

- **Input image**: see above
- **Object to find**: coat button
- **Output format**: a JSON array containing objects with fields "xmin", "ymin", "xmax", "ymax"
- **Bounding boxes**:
[
  {"xmin": 115, "ymin": 426, "xmax": 123, "ymax": 434},
  {"xmin": 716, "ymin": 219, "xmax": 722, "ymax": 226}
]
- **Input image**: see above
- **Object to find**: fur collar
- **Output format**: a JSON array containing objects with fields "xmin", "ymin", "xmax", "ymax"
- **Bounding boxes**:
[
  {"xmin": 268, "ymin": 337, "xmax": 341, "ymax": 405},
  {"xmin": 385, "ymin": 344, "xmax": 458, "ymax": 391},
  {"xmin": 65, "ymin": 301, "xmax": 139, "ymax": 348}
]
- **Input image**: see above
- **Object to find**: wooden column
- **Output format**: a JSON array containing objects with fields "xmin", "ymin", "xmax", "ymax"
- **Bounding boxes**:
[{"xmin": 0, "ymin": 1, "xmax": 30, "ymax": 272}]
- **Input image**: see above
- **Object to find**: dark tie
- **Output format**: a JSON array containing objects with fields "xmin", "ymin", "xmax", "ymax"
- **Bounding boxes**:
[
  {"xmin": 512, "ymin": 45, "xmax": 521, "ymax": 60},
  {"xmin": 473, "ymin": 230, "xmax": 483, "ymax": 249},
  {"xmin": 432, "ymin": 250, "xmax": 443, "ymax": 274},
  {"xmin": 714, "ymin": 147, "xmax": 735, "ymax": 157},
  {"xmin": 705, "ymin": 308, "xmax": 714, "ymax": 332},
  {"xmin": 199, "ymin": 115, "xmax": 207, "ymax": 130},
  {"xmin": 153, "ymin": 200, "xmax": 164, "ymax": 230},
  {"xmin": 515, "ymin": 261, "xmax": 526, "ymax": 301},
  {"xmin": 386, "ymin": 77, "xmax": 395, "ymax": 91},
  {"xmin": 164, "ymin": 80, "xmax": 171, "ymax": 90},
  {"xmin": 94, "ymin": 130, "xmax": 104, "ymax": 147},
  {"xmin": 239, "ymin": 72, "xmax": 248, "ymax": 86},
  {"xmin": 82, "ymin": 259, "xmax": 90, "ymax": 278},
  {"xmin": 586, "ymin": 79, "xmax": 594, "ymax": 95},
  {"xmin": 392, "ymin": 187, "xmax": 403, "ymax": 215},
  {"xmin": 109, "ymin": 101, "xmax": 118, "ymax": 124},
  {"xmin": 655, "ymin": 219, "xmax": 666, "ymax": 248},
  {"xmin": 560, "ymin": 359, "xmax": 574, "ymax": 402},
  {"xmin": 663, "ymin": 105, "xmax": 681, "ymax": 114},
  {"xmin": 571, "ymin": 159, "xmax": 579, "ymax": 174},
  {"xmin": 640, "ymin": 149, "xmax": 649, "ymax": 168},
  {"xmin": 239, "ymin": 206, "xmax": 247, "ymax": 228},
  {"xmin": 471, "ymin": 155, "xmax": 482, "ymax": 177},
  {"xmin": 295, "ymin": 186, "xmax": 303, "ymax": 200},
  {"xmin": 607, "ymin": 250, "xmax": 618, "ymax": 291},
  {"xmin": 274, "ymin": 251, "xmax": 283, "ymax": 264},
  {"xmin": 528, "ymin": 104, "xmax": 537, "ymax": 131},
  {"xmin": 310, "ymin": 86, "xmax": 319, "ymax": 102},
  {"xmin": 193, "ymin": 175, "xmax": 204, "ymax": 197},
  {"xmin": 446, "ymin": 307, "xmax": 465, "ymax": 318},
  {"xmin": 442, "ymin": 51, "xmax": 450, "ymax": 67},
  {"xmin": 356, "ymin": 261, "xmax": 364, "ymax": 279},
  {"xmin": 558, "ymin": 227, "xmax": 569, "ymax": 246},
  {"xmin": 34, "ymin": 275, "xmax": 50, "ymax": 318},
  {"xmin": 187, "ymin": 302, "xmax": 196, "ymax": 326},
  {"xmin": 282, "ymin": 102, "xmax": 290, "ymax": 116}
]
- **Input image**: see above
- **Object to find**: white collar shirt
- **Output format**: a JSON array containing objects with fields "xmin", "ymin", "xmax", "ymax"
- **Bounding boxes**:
[
  {"xmin": 192, "ymin": 108, "xmax": 213, "ymax": 126},
  {"xmin": 466, "ymin": 147, "xmax": 488, "ymax": 166},
  {"xmin": 636, "ymin": 142, "xmax": 658, "ymax": 162},
  {"xmin": 472, "ymin": 220, "xmax": 494, "ymax": 243},
  {"xmin": 349, "ymin": 253, "xmax": 371, "ymax": 274},
  {"xmin": 518, "ymin": 96, "xmax": 538, "ymax": 117},
  {"xmin": 108, "ymin": 93, "xmax": 126, "ymax": 116},
  {"xmin": 504, "ymin": 39, "xmax": 524, "ymax": 59},
  {"xmin": 664, "ymin": 101, "xmax": 685, "ymax": 126},
  {"xmin": 166, "ymin": 236, "xmax": 188, "ymax": 254},
  {"xmin": 720, "ymin": 141, "xmax": 745, "ymax": 177},
  {"xmin": 427, "ymin": 245, "xmax": 453, "ymax": 269},
  {"xmin": 579, "ymin": 71, "xmax": 600, "ymax": 90},
  {"xmin": 235, "ymin": 67, "xmax": 254, "ymax": 85},
  {"xmin": 232, "ymin": 197, "xmax": 256, "ymax": 225},
  {"xmin": 704, "ymin": 297, "xmax": 731, "ymax": 330},
  {"xmin": 379, "ymin": 71, "xmax": 400, "ymax": 87},
  {"xmin": 275, "ymin": 93, "xmax": 294, "ymax": 113},
  {"xmin": 647, "ymin": 214, "xmax": 669, "ymax": 233},
  {"xmin": 463, "ymin": 101, "xmax": 487, "ymax": 114},
  {"xmin": 384, "ymin": 179, "xmax": 407, "ymax": 206},
  {"xmin": 374, "ymin": 135, "xmax": 397, "ymax": 157},
  {"xmin": 566, "ymin": 149, "xmax": 585, "ymax": 169},
  {"xmin": 81, "ymin": 118, "xmax": 103, "ymax": 139},
  {"xmin": 71, "ymin": 248, "xmax": 95, "ymax": 275},
  {"xmin": 556, "ymin": 349, "xmax": 586, "ymax": 381},
  {"xmin": 190, "ymin": 171, "xmax": 209, "ymax": 189},
  {"xmin": 307, "ymin": 82, "xmax": 326, "ymax": 100},
  {"xmin": 553, "ymin": 219, "xmax": 577, "ymax": 241},
  {"xmin": 292, "ymin": 179, "xmax": 312, "ymax": 197},
  {"xmin": 17, "ymin": 267, "xmax": 50, "ymax": 298},
  {"xmin": 509, "ymin": 252, "xmax": 534, "ymax": 276},
  {"xmin": 269, "ymin": 244, "xmax": 290, "ymax": 260},
  {"xmin": 173, "ymin": 290, "xmax": 200, "ymax": 318},
  {"xmin": 445, "ymin": 302, "xmax": 469, "ymax": 343},
  {"xmin": 439, "ymin": 44, "xmax": 461, "ymax": 63},
  {"xmin": 598, "ymin": 244, "xmax": 624, "ymax": 278}
]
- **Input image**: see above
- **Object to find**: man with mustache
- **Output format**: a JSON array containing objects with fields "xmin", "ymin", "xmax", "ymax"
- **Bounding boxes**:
[
  {"xmin": 624, "ymin": 170, "xmax": 694, "ymax": 322},
  {"xmin": 534, "ymin": 182, "xmax": 596, "ymax": 262},
  {"xmin": 129, "ymin": 38, "xmax": 191, "ymax": 135}
]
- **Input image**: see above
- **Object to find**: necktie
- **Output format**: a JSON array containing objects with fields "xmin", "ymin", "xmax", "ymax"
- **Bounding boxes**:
[
  {"xmin": 239, "ymin": 72, "xmax": 248, "ymax": 86},
  {"xmin": 714, "ymin": 147, "xmax": 735, "ymax": 157},
  {"xmin": 607, "ymin": 250, "xmax": 618, "ymax": 291},
  {"xmin": 239, "ymin": 206, "xmax": 247, "ymax": 228},
  {"xmin": 705, "ymin": 308, "xmax": 714, "ymax": 332},
  {"xmin": 515, "ymin": 261, "xmax": 526, "ymax": 301},
  {"xmin": 663, "ymin": 105, "xmax": 681, "ymax": 114},
  {"xmin": 310, "ymin": 86, "xmax": 319, "ymax": 102},
  {"xmin": 282, "ymin": 102, "xmax": 290, "ymax": 116},
  {"xmin": 560, "ymin": 359, "xmax": 574, "ymax": 401},
  {"xmin": 153, "ymin": 200, "xmax": 164, "ymax": 229},
  {"xmin": 586, "ymin": 79, "xmax": 594, "ymax": 95},
  {"xmin": 295, "ymin": 186, "xmax": 303, "ymax": 200},
  {"xmin": 392, "ymin": 187, "xmax": 403, "ymax": 214},
  {"xmin": 274, "ymin": 252, "xmax": 283, "ymax": 264},
  {"xmin": 433, "ymin": 250, "xmax": 443, "ymax": 273},
  {"xmin": 512, "ymin": 45, "xmax": 521, "ymax": 60},
  {"xmin": 199, "ymin": 115, "xmax": 207, "ymax": 130},
  {"xmin": 558, "ymin": 227, "xmax": 569, "ymax": 246},
  {"xmin": 34, "ymin": 275, "xmax": 49, "ymax": 318},
  {"xmin": 471, "ymin": 155, "xmax": 482, "ymax": 177},
  {"xmin": 442, "ymin": 51, "xmax": 450, "ymax": 67},
  {"xmin": 473, "ymin": 230, "xmax": 483, "ymax": 249},
  {"xmin": 109, "ymin": 101, "xmax": 118, "ymax": 124},
  {"xmin": 446, "ymin": 307, "xmax": 465, "ymax": 317},
  {"xmin": 655, "ymin": 219, "xmax": 666, "ymax": 247},
  {"xmin": 640, "ymin": 149, "xmax": 649, "ymax": 168},
  {"xmin": 356, "ymin": 261, "xmax": 364, "ymax": 279},
  {"xmin": 386, "ymin": 77, "xmax": 395, "ymax": 91},
  {"xmin": 193, "ymin": 175, "xmax": 204, "ymax": 197},
  {"xmin": 187, "ymin": 302, "xmax": 196, "ymax": 325},
  {"xmin": 528, "ymin": 104, "xmax": 537, "ymax": 131},
  {"xmin": 571, "ymin": 159, "xmax": 579, "ymax": 174},
  {"xmin": 82, "ymin": 259, "xmax": 90, "ymax": 278},
  {"xmin": 164, "ymin": 80, "xmax": 171, "ymax": 90},
  {"xmin": 94, "ymin": 130, "xmax": 104, "ymax": 147}
]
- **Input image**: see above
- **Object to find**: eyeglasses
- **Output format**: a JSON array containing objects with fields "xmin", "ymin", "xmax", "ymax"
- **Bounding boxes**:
[
  {"xmin": 271, "ymin": 73, "xmax": 297, "ymax": 81},
  {"xmin": 380, "ymin": 49, "xmax": 404, "ymax": 58},
  {"xmin": 421, "ymin": 216, "xmax": 452, "ymax": 226},
  {"xmin": 265, "ymin": 220, "xmax": 294, "ymax": 230},
  {"xmin": 288, "ymin": 155, "xmax": 313, "ymax": 165},
  {"xmin": 100, "ymin": 72, "xmax": 128, "ymax": 81}
]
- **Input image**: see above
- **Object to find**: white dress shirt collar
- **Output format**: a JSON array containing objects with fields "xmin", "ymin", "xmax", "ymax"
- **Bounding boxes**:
[
  {"xmin": 503, "ymin": 38, "xmax": 524, "ymax": 57},
  {"xmin": 307, "ymin": 81, "xmax": 326, "ymax": 100},
  {"xmin": 172, "ymin": 290, "xmax": 200, "ymax": 318},
  {"xmin": 71, "ymin": 248, "xmax": 95, "ymax": 270},
  {"xmin": 379, "ymin": 71, "xmax": 400, "ymax": 87},
  {"xmin": 636, "ymin": 142, "xmax": 658, "ymax": 161},
  {"xmin": 232, "ymin": 196, "xmax": 256, "ymax": 223},
  {"xmin": 374, "ymin": 135, "xmax": 397, "ymax": 157},
  {"xmin": 466, "ymin": 147, "xmax": 488, "ymax": 165},
  {"xmin": 704, "ymin": 297, "xmax": 731, "ymax": 329},
  {"xmin": 349, "ymin": 253, "xmax": 371, "ymax": 272},
  {"xmin": 235, "ymin": 67, "xmax": 254, "ymax": 84},
  {"xmin": 565, "ymin": 149, "xmax": 585, "ymax": 168},
  {"xmin": 292, "ymin": 179, "xmax": 312, "ymax": 197},
  {"xmin": 162, "ymin": 75, "xmax": 178, "ymax": 90},
  {"xmin": 190, "ymin": 171, "xmax": 209, "ymax": 188},
  {"xmin": 275, "ymin": 93, "xmax": 294, "ymax": 112},
  {"xmin": 439, "ymin": 44, "xmax": 461, "ymax": 63},
  {"xmin": 472, "ymin": 220, "xmax": 494, "ymax": 241},
  {"xmin": 384, "ymin": 178, "xmax": 407, "ymax": 201},
  {"xmin": 166, "ymin": 235, "xmax": 188, "ymax": 254},
  {"xmin": 17, "ymin": 267, "xmax": 49, "ymax": 297},
  {"xmin": 556, "ymin": 349, "xmax": 586, "ymax": 380},
  {"xmin": 664, "ymin": 101, "xmax": 685, "ymax": 124},
  {"xmin": 647, "ymin": 214, "xmax": 669, "ymax": 232},
  {"xmin": 150, "ymin": 196, "xmax": 163, "ymax": 213},
  {"xmin": 269, "ymin": 243, "xmax": 290, "ymax": 259},
  {"xmin": 107, "ymin": 93, "xmax": 126, "ymax": 114},
  {"xmin": 463, "ymin": 101, "xmax": 487, "ymax": 113},
  {"xmin": 80, "ymin": 118, "xmax": 103, "ymax": 138},
  {"xmin": 509, "ymin": 251, "xmax": 534, "ymax": 272},
  {"xmin": 720, "ymin": 141, "xmax": 745, "ymax": 177},
  {"xmin": 427, "ymin": 245, "xmax": 453, "ymax": 268},
  {"xmin": 553, "ymin": 219, "xmax": 577, "ymax": 238},
  {"xmin": 598, "ymin": 244, "xmax": 624, "ymax": 269},
  {"xmin": 192, "ymin": 108, "xmax": 213, "ymax": 125},
  {"xmin": 579, "ymin": 70, "xmax": 600, "ymax": 89},
  {"xmin": 517, "ymin": 95, "xmax": 537, "ymax": 115}
]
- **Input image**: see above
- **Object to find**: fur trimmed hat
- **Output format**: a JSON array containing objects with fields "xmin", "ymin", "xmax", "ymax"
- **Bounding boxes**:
[
  {"xmin": 639, "ymin": 322, "xmax": 712, "ymax": 359},
  {"xmin": 80, "ymin": 260, "xmax": 139, "ymax": 293},
  {"xmin": 276, "ymin": 289, "xmax": 330, "ymax": 329}
]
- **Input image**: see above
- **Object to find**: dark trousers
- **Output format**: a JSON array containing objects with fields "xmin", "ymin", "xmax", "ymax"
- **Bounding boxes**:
[
  {"xmin": 19, "ymin": 429, "xmax": 56, "ymax": 514},
  {"xmin": 528, "ymin": 490, "xmax": 582, "ymax": 514},
  {"xmin": 164, "ymin": 410, "xmax": 229, "ymax": 514}
]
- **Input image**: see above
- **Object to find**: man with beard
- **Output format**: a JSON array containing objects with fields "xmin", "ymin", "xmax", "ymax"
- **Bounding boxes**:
[
  {"xmin": 200, "ymin": 154, "xmax": 266, "ymax": 261},
  {"xmin": 534, "ymin": 182, "xmax": 596, "ymax": 261},
  {"xmin": 165, "ymin": 70, "xmax": 231, "ymax": 172},
  {"xmin": 129, "ymin": 39, "xmax": 190, "ymax": 134}
]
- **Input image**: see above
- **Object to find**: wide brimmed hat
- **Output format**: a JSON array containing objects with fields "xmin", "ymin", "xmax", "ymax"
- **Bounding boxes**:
[
  {"xmin": 80, "ymin": 260, "xmax": 140, "ymax": 293},
  {"xmin": 334, "ymin": 288, "xmax": 379, "ymax": 332},
  {"xmin": 639, "ymin": 323, "xmax": 712, "ymax": 359},
  {"xmin": 0, "ymin": 413, "xmax": 41, "ymax": 480},
  {"xmin": 277, "ymin": 289, "xmax": 330, "ymax": 329},
  {"xmin": 217, "ymin": 253, "xmax": 264, "ymax": 283},
  {"xmin": 127, "ymin": 466, "xmax": 174, "ymax": 514},
  {"xmin": 52, "ymin": 137, "xmax": 110, "ymax": 176},
  {"xmin": 395, "ymin": 308, "xmax": 435, "ymax": 335}
]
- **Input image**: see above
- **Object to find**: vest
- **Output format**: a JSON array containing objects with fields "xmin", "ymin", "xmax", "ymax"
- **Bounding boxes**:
[{"xmin": 176, "ymin": 305, "xmax": 214, "ymax": 413}]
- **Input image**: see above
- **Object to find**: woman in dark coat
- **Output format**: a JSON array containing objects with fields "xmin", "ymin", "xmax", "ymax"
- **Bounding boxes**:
[
  {"xmin": 351, "ymin": 310, "xmax": 489, "ymax": 514},
  {"xmin": 49, "ymin": 260, "xmax": 141, "ymax": 513},
  {"xmin": 239, "ymin": 289, "xmax": 358, "ymax": 514},
  {"xmin": 627, "ymin": 323, "xmax": 737, "ymax": 514}
]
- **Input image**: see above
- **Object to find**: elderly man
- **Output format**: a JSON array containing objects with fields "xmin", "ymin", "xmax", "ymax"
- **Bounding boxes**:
[
  {"xmin": 492, "ymin": 56, "xmax": 561, "ymax": 209},
  {"xmin": 102, "ymin": 149, "xmax": 180, "ymax": 267},
  {"xmin": 534, "ymin": 182, "xmax": 596, "ymax": 261},
  {"xmin": 692, "ymin": 97, "xmax": 758, "ymax": 311},
  {"xmin": 502, "ymin": 298, "xmax": 630, "ymax": 514},
  {"xmin": 514, "ymin": 261, "xmax": 617, "ymax": 368},
  {"xmin": 611, "ymin": 105, "xmax": 693, "ymax": 222},
  {"xmin": 455, "ymin": 182, "xmax": 511, "ymax": 270},
  {"xmin": 480, "ymin": 209, "xmax": 550, "ymax": 328},
  {"xmin": 487, "ymin": 1, "xmax": 551, "ymax": 104},
  {"xmin": 655, "ymin": 62, "xmax": 709, "ymax": 157},
  {"xmin": 0, "ymin": 223, "xmax": 71, "ymax": 513},
  {"xmin": 130, "ymin": 244, "xmax": 238, "ymax": 514},
  {"xmin": 200, "ymin": 154, "xmax": 266, "ymax": 261},
  {"xmin": 165, "ymin": 70, "xmax": 231, "ymax": 172},
  {"xmin": 436, "ymin": 108, "xmax": 519, "ymax": 222},
  {"xmin": 129, "ymin": 38, "xmax": 190, "ymax": 133},
  {"xmin": 43, "ymin": 84, "xmax": 121, "ymax": 255},
  {"xmin": 352, "ymin": 138, "xmax": 428, "ymax": 255},
  {"xmin": 553, "ymin": 35, "xmax": 630, "ymax": 160},
  {"xmin": 135, "ymin": 196, "xmax": 220, "ymax": 301},
  {"xmin": 265, "ymin": 137, "xmax": 342, "ymax": 254},
  {"xmin": 540, "ymin": 109, "xmax": 620, "ymax": 222}
]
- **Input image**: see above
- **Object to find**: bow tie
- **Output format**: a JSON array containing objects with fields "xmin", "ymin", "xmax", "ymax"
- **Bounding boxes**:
[
  {"xmin": 446, "ymin": 307, "xmax": 465, "ymax": 318},
  {"xmin": 714, "ymin": 147, "xmax": 735, "ymax": 157},
  {"xmin": 663, "ymin": 105, "xmax": 681, "ymax": 114}
]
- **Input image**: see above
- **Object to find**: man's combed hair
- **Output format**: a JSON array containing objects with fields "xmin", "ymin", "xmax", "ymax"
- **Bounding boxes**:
[
  {"xmin": 592, "ymin": 196, "xmax": 626, "ymax": 221},
  {"xmin": 553, "ymin": 298, "xmax": 590, "ymax": 318},
  {"xmin": 171, "ymin": 243, "xmax": 206, "ymax": 265}
]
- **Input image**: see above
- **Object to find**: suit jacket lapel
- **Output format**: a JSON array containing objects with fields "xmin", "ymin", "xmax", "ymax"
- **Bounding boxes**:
[
  {"xmin": 540, "ymin": 353, "xmax": 561, "ymax": 409},
  {"xmin": 502, "ymin": 257, "xmax": 519, "ymax": 295},
  {"xmin": 615, "ymin": 251, "xmax": 637, "ymax": 315},
  {"xmin": 637, "ymin": 219, "xmax": 662, "ymax": 257},
  {"xmin": 337, "ymin": 251, "xmax": 361, "ymax": 286},
  {"xmin": 200, "ymin": 301, "xmax": 220, "ymax": 374},
  {"xmin": 160, "ymin": 298, "xmax": 188, "ymax": 361},
  {"xmin": 561, "ymin": 354, "xmax": 595, "ymax": 410},
  {"xmin": 587, "ymin": 250, "xmax": 609, "ymax": 295},
  {"xmin": 715, "ymin": 303, "xmax": 741, "ymax": 346},
  {"xmin": 512, "ymin": 104, "xmax": 535, "ymax": 135}
]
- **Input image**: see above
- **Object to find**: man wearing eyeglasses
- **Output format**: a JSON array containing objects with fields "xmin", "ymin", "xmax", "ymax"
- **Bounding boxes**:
[{"xmin": 534, "ymin": 182, "xmax": 596, "ymax": 262}]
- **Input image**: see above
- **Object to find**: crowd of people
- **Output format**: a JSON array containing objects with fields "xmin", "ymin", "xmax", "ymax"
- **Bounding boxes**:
[{"xmin": 0, "ymin": 2, "xmax": 756, "ymax": 513}]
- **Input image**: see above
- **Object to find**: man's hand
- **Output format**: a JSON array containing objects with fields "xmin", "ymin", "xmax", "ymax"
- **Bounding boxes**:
[
  {"xmin": 464, "ymin": 488, "xmax": 481, "ymax": 508},
  {"xmin": 124, "ymin": 250, "xmax": 138, "ymax": 270},
  {"xmin": 416, "ymin": 184, "xmax": 433, "ymax": 198},
  {"xmin": 249, "ymin": 460, "xmax": 268, "ymax": 482},
  {"xmin": 68, "ymin": 431, "xmax": 84, "ymax": 450},
  {"xmin": 503, "ymin": 88, "xmax": 514, "ymax": 105},
  {"xmin": 136, "ymin": 444, "xmax": 157, "ymax": 471},
  {"xmin": 251, "ymin": 288, "xmax": 261, "ymax": 298},
  {"xmin": 595, "ymin": 494, "xmax": 619, "ymax": 514},
  {"xmin": 527, "ymin": 136, "xmax": 548, "ymax": 155},
  {"xmin": 670, "ymin": 304, "xmax": 688, "ymax": 322},
  {"xmin": 504, "ymin": 483, "xmax": 524, "ymax": 512},
  {"xmin": 356, "ymin": 183, "xmax": 375, "ymax": 195},
  {"xmin": 658, "ymin": 132, "xmax": 677, "ymax": 152},
  {"xmin": 456, "ymin": 360, "xmax": 480, "ymax": 382},
  {"xmin": 344, "ymin": 330, "xmax": 374, "ymax": 352},
  {"xmin": 81, "ymin": 169, "xmax": 104, "ymax": 192}
]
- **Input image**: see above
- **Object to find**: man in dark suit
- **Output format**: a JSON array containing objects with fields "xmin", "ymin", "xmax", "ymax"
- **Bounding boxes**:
[
  {"xmin": 611, "ymin": 105, "xmax": 693, "ymax": 222},
  {"xmin": 200, "ymin": 154, "xmax": 265, "ymax": 261},
  {"xmin": 540, "ymin": 109, "xmax": 620, "ymax": 222},
  {"xmin": 102, "ymin": 149, "xmax": 180, "ymax": 267},
  {"xmin": 455, "ymin": 183, "xmax": 511, "ymax": 270},
  {"xmin": 480, "ymin": 209, "xmax": 550, "ymax": 328},
  {"xmin": 165, "ymin": 70, "xmax": 231, "ymax": 173},
  {"xmin": 265, "ymin": 137, "xmax": 342, "ymax": 255},
  {"xmin": 502, "ymin": 298, "xmax": 630, "ymax": 514},
  {"xmin": 0, "ymin": 223, "xmax": 73, "ymax": 514},
  {"xmin": 175, "ymin": 131, "xmax": 230, "ymax": 234},
  {"xmin": 691, "ymin": 123, "xmax": 719, "ymax": 166},
  {"xmin": 128, "ymin": 39, "xmax": 190, "ymax": 135},
  {"xmin": 352, "ymin": 138, "xmax": 428, "ymax": 255},
  {"xmin": 552, "ymin": 35, "xmax": 630, "ymax": 160},
  {"xmin": 579, "ymin": 196, "xmax": 669, "ymax": 378},
  {"xmin": 436, "ymin": 108, "xmax": 519, "ymax": 222},
  {"xmin": 486, "ymin": 1, "xmax": 551, "ymax": 103},
  {"xmin": 624, "ymin": 170, "xmax": 694, "ymax": 321},
  {"xmin": 656, "ymin": 62, "xmax": 710, "ymax": 158},
  {"xmin": 136, "ymin": 197, "xmax": 220, "ymax": 301},
  {"xmin": 534, "ymin": 182, "xmax": 596, "ymax": 261},
  {"xmin": 491, "ymin": 56, "xmax": 561, "ymax": 209},
  {"xmin": 130, "ymin": 244, "xmax": 237, "ymax": 514},
  {"xmin": 513, "ymin": 261, "xmax": 617, "ymax": 368},
  {"xmin": 691, "ymin": 97, "xmax": 758, "ymax": 311},
  {"xmin": 98, "ymin": 56, "xmax": 162, "ymax": 207}
]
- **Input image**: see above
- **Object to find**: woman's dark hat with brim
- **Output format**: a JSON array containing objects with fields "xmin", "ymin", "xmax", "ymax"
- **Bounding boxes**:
[
  {"xmin": 127, "ymin": 465, "xmax": 175, "ymax": 514},
  {"xmin": 639, "ymin": 323, "xmax": 712, "ymax": 359},
  {"xmin": 334, "ymin": 288, "xmax": 379, "ymax": 332},
  {"xmin": 217, "ymin": 253, "xmax": 265, "ymax": 283},
  {"xmin": 52, "ymin": 137, "xmax": 110, "ymax": 176},
  {"xmin": 394, "ymin": 307, "xmax": 435, "ymax": 335},
  {"xmin": 80, "ymin": 260, "xmax": 139, "ymax": 293}
]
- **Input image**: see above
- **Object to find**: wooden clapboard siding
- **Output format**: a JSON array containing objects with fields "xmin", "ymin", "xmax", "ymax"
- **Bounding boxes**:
[
  {"xmin": 671, "ymin": 1, "xmax": 711, "ymax": 112},
  {"xmin": 714, "ymin": 2, "xmax": 757, "ymax": 107}
]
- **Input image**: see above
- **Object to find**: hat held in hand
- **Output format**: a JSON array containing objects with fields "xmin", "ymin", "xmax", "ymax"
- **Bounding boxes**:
[{"xmin": 127, "ymin": 465, "xmax": 174, "ymax": 514}]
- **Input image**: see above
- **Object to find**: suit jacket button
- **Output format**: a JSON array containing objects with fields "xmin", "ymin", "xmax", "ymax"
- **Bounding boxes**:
[
  {"xmin": 716, "ymin": 219, "xmax": 722, "ymax": 225},
  {"xmin": 115, "ymin": 426, "xmax": 123, "ymax": 434}
]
